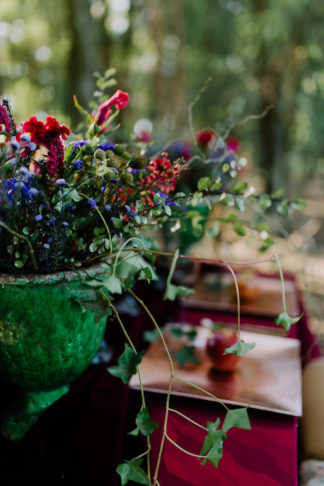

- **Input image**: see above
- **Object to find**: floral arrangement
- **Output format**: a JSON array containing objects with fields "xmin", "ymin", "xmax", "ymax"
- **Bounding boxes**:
[{"xmin": 0, "ymin": 70, "xmax": 303, "ymax": 485}]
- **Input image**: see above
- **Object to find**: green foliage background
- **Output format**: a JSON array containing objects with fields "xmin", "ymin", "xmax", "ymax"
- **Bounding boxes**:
[{"xmin": 1, "ymin": 0, "xmax": 324, "ymax": 193}]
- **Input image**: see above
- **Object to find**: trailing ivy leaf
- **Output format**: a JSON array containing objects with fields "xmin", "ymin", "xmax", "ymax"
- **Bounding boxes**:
[
  {"xmin": 233, "ymin": 221, "xmax": 246, "ymax": 236},
  {"xmin": 200, "ymin": 419, "xmax": 226, "ymax": 467},
  {"xmin": 163, "ymin": 283, "xmax": 194, "ymax": 301},
  {"xmin": 198, "ymin": 177, "xmax": 211, "ymax": 191},
  {"xmin": 174, "ymin": 345, "xmax": 200, "ymax": 367},
  {"xmin": 143, "ymin": 329, "xmax": 159, "ymax": 343},
  {"xmin": 129, "ymin": 407, "xmax": 158, "ymax": 437},
  {"xmin": 224, "ymin": 340, "xmax": 256, "ymax": 357},
  {"xmin": 116, "ymin": 459, "xmax": 152, "ymax": 486},
  {"xmin": 108, "ymin": 344, "xmax": 144, "ymax": 384},
  {"xmin": 170, "ymin": 326, "xmax": 198, "ymax": 342},
  {"xmin": 221, "ymin": 194, "xmax": 234, "ymax": 206},
  {"xmin": 290, "ymin": 199, "xmax": 307, "ymax": 211},
  {"xmin": 103, "ymin": 275, "xmax": 123, "ymax": 294},
  {"xmin": 274, "ymin": 312, "xmax": 303, "ymax": 331},
  {"xmin": 222, "ymin": 407, "xmax": 251, "ymax": 433}
]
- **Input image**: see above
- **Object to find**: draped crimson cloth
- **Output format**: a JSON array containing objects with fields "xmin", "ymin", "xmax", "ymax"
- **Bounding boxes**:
[{"xmin": 0, "ymin": 274, "xmax": 321, "ymax": 485}]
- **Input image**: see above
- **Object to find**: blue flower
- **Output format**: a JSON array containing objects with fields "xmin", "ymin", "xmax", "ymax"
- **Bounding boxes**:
[
  {"xmin": 20, "ymin": 134, "xmax": 31, "ymax": 143},
  {"xmin": 98, "ymin": 142, "xmax": 115, "ymax": 151},
  {"xmin": 105, "ymin": 204, "xmax": 111, "ymax": 211},
  {"xmin": 55, "ymin": 178, "xmax": 67, "ymax": 186},
  {"xmin": 88, "ymin": 198, "xmax": 97, "ymax": 209},
  {"xmin": 46, "ymin": 217, "xmax": 56, "ymax": 226},
  {"xmin": 48, "ymin": 237, "xmax": 53, "ymax": 243},
  {"xmin": 35, "ymin": 214, "xmax": 43, "ymax": 222},
  {"xmin": 9, "ymin": 158, "xmax": 17, "ymax": 165},
  {"xmin": 73, "ymin": 160, "xmax": 83, "ymax": 170},
  {"xmin": 130, "ymin": 211, "xmax": 138, "ymax": 217},
  {"xmin": 28, "ymin": 142, "xmax": 37, "ymax": 151},
  {"xmin": 10, "ymin": 139, "xmax": 20, "ymax": 151},
  {"xmin": 43, "ymin": 243, "xmax": 50, "ymax": 249},
  {"xmin": 71, "ymin": 140, "xmax": 89, "ymax": 150},
  {"xmin": 62, "ymin": 221, "xmax": 69, "ymax": 227},
  {"xmin": 125, "ymin": 205, "xmax": 130, "ymax": 212},
  {"xmin": 66, "ymin": 204, "xmax": 74, "ymax": 211}
]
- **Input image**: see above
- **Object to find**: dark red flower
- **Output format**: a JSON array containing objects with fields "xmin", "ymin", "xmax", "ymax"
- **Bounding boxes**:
[
  {"xmin": 96, "ymin": 90, "xmax": 129, "ymax": 126},
  {"xmin": 196, "ymin": 129, "xmax": 217, "ymax": 150}
]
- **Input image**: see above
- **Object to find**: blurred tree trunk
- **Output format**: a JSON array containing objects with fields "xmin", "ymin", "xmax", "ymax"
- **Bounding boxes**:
[{"xmin": 65, "ymin": 0, "xmax": 111, "ymax": 125}]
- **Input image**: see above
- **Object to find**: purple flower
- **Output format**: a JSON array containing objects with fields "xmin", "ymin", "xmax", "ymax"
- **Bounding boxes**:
[
  {"xmin": 55, "ymin": 178, "xmax": 67, "ymax": 186},
  {"xmin": 130, "ymin": 211, "xmax": 138, "ymax": 217},
  {"xmin": 10, "ymin": 139, "xmax": 20, "ymax": 151},
  {"xmin": 88, "ymin": 198, "xmax": 97, "ymax": 209},
  {"xmin": 98, "ymin": 142, "xmax": 115, "ymax": 151},
  {"xmin": 35, "ymin": 214, "xmax": 43, "ymax": 222},
  {"xmin": 105, "ymin": 204, "xmax": 111, "ymax": 211},
  {"xmin": 73, "ymin": 160, "xmax": 83, "ymax": 170},
  {"xmin": 48, "ymin": 238, "xmax": 53, "ymax": 243},
  {"xmin": 62, "ymin": 221, "xmax": 69, "ymax": 227},
  {"xmin": 43, "ymin": 243, "xmax": 50, "ymax": 249},
  {"xmin": 66, "ymin": 204, "xmax": 74, "ymax": 211}
]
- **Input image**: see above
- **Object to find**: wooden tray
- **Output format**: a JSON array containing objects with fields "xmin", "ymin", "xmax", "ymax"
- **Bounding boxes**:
[
  {"xmin": 130, "ymin": 325, "xmax": 302, "ymax": 416},
  {"xmin": 183, "ymin": 273, "xmax": 300, "ymax": 317}
]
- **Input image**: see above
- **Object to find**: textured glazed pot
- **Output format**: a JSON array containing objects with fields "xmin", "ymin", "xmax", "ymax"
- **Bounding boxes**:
[{"xmin": 0, "ymin": 264, "xmax": 109, "ymax": 440}]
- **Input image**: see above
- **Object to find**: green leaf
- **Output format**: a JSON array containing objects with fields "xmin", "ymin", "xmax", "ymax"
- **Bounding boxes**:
[
  {"xmin": 274, "ymin": 312, "xmax": 303, "ymax": 331},
  {"xmin": 232, "ymin": 181, "xmax": 248, "ymax": 194},
  {"xmin": 290, "ymin": 198, "xmax": 307, "ymax": 211},
  {"xmin": 14, "ymin": 260, "xmax": 24, "ymax": 268},
  {"xmin": 198, "ymin": 177, "xmax": 211, "ymax": 191},
  {"xmin": 129, "ymin": 407, "xmax": 158, "ymax": 437},
  {"xmin": 174, "ymin": 345, "xmax": 200, "ymax": 367},
  {"xmin": 235, "ymin": 197, "xmax": 245, "ymax": 212},
  {"xmin": 271, "ymin": 188, "xmax": 285, "ymax": 199},
  {"xmin": 103, "ymin": 275, "xmax": 123, "ymax": 294},
  {"xmin": 222, "ymin": 407, "xmax": 251, "ymax": 433},
  {"xmin": 163, "ymin": 283, "xmax": 194, "ymax": 301},
  {"xmin": 108, "ymin": 344, "xmax": 144, "ymax": 384},
  {"xmin": 89, "ymin": 242, "xmax": 97, "ymax": 252},
  {"xmin": 116, "ymin": 459, "xmax": 152, "ymax": 486},
  {"xmin": 208, "ymin": 222, "xmax": 220, "ymax": 238},
  {"xmin": 258, "ymin": 194, "xmax": 272, "ymax": 210},
  {"xmin": 224, "ymin": 340, "xmax": 256, "ymax": 357},
  {"xmin": 233, "ymin": 221, "xmax": 246, "ymax": 236}
]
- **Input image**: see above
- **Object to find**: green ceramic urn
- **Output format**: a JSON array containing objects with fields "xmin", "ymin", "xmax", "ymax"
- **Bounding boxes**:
[{"xmin": 0, "ymin": 264, "xmax": 109, "ymax": 440}]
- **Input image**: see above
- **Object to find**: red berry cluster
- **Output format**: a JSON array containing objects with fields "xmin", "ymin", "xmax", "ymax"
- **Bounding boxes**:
[{"xmin": 141, "ymin": 153, "xmax": 180, "ymax": 195}]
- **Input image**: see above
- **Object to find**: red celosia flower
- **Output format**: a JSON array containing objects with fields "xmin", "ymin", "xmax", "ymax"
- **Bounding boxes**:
[
  {"xmin": 22, "ymin": 116, "xmax": 70, "ymax": 177},
  {"xmin": 96, "ymin": 90, "xmax": 129, "ymax": 126}
]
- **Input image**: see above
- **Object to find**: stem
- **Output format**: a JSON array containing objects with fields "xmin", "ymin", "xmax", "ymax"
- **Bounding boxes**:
[
  {"xmin": 168, "ymin": 409, "xmax": 208, "ymax": 432},
  {"xmin": 274, "ymin": 254, "xmax": 287, "ymax": 314},
  {"xmin": 127, "ymin": 288, "xmax": 175, "ymax": 485},
  {"xmin": 105, "ymin": 297, "xmax": 151, "ymax": 480},
  {"xmin": 223, "ymin": 261, "xmax": 241, "ymax": 340},
  {"xmin": 165, "ymin": 433, "xmax": 207, "ymax": 459},
  {"xmin": 166, "ymin": 249, "xmax": 179, "ymax": 287},
  {"xmin": 79, "ymin": 193, "xmax": 113, "ymax": 254},
  {"xmin": 173, "ymin": 376, "xmax": 229, "ymax": 410},
  {"xmin": 76, "ymin": 246, "xmax": 276, "ymax": 268},
  {"xmin": 128, "ymin": 288, "xmax": 174, "ymax": 374},
  {"xmin": 0, "ymin": 221, "xmax": 37, "ymax": 271}
]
